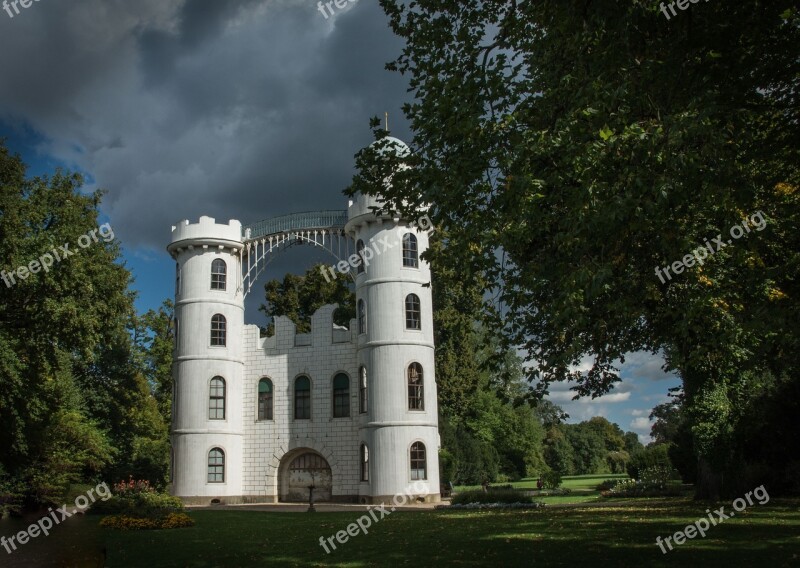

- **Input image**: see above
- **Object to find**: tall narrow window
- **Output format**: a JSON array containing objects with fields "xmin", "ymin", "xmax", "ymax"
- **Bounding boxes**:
[
  {"xmin": 358, "ymin": 300, "xmax": 366, "ymax": 335},
  {"xmin": 402, "ymin": 233, "xmax": 418, "ymax": 268},
  {"xmin": 211, "ymin": 259, "xmax": 227, "ymax": 290},
  {"xmin": 333, "ymin": 373, "xmax": 350, "ymax": 418},
  {"xmin": 175, "ymin": 263, "xmax": 181, "ymax": 296},
  {"xmin": 211, "ymin": 314, "xmax": 227, "ymax": 346},
  {"xmin": 410, "ymin": 442, "xmax": 427, "ymax": 480},
  {"xmin": 258, "ymin": 378, "xmax": 273, "ymax": 421},
  {"xmin": 295, "ymin": 375, "xmax": 311, "ymax": 420},
  {"xmin": 360, "ymin": 444, "xmax": 369, "ymax": 482},
  {"xmin": 408, "ymin": 363, "xmax": 424, "ymax": 410},
  {"xmin": 356, "ymin": 240, "xmax": 365, "ymax": 274},
  {"xmin": 359, "ymin": 366, "xmax": 368, "ymax": 414},
  {"xmin": 405, "ymin": 294, "xmax": 421, "ymax": 330},
  {"xmin": 208, "ymin": 448, "xmax": 225, "ymax": 483},
  {"xmin": 209, "ymin": 377, "xmax": 226, "ymax": 420}
]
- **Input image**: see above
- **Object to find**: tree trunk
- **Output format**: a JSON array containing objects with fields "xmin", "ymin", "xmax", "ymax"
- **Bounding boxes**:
[{"xmin": 694, "ymin": 458, "xmax": 722, "ymax": 500}]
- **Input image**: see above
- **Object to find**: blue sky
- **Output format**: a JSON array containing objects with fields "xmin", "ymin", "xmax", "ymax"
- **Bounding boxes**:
[{"xmin": 0, "ymin": 0, "xmax": 681, "ymax": 443}]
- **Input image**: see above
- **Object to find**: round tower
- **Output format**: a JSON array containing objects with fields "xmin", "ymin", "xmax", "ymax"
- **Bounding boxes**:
[
  {"xmin": 167, "ymin": 216, "xmax": 245, "ymax": 504},
  {"xmin": 346, "ymin": 137, "xmax": 441, "ymax": 503}
]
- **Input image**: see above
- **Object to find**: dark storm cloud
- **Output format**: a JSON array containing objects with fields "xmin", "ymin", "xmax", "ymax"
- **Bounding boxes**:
[{"xmin": 0, "ymin": 0, "xmax": 411, "ymax": 250}]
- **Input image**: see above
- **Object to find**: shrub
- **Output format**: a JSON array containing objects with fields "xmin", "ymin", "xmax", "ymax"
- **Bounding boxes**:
[
  {"xmin": 596, "ymin": 478, "xmax": 623, "ymax": 491},
  {"xmin": 601, "ymin": 472, "xmax": 682, "ymax": 498},
  {"xmin": 627, "ymin": 444, "xmax": 673, "ymax": 480},
  {"xmin": 100, "ymin": 512, "xmax": 194, "ymax": 531},
  {"xmin": 541, "ymin": 471, "xmax": 562, "ymax": 490},
  {"xmin": 452, "ymin": 489, "xmax": 534, "ymax": 505},
  {"xmin": 91, "ymin": 477, "xmax": 183, "ymax": 519},
  {"xmin": 639, "ymin": 466, "xmax": 670, "ymax": 490},
  {"xmin": 0, "ymin": 466, "xmax": 24, "ymax": 517}
]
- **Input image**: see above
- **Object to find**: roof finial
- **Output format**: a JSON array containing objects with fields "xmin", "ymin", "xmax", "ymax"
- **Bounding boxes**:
[{"xmin": 385, "ymin": 111, "xmax": 389, "ymax": 132}]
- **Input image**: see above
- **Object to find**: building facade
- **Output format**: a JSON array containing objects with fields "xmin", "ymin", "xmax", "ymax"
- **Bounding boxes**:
[{"xmin": 167, "ymin": 139, "xmax": 441, "ymax": 504}]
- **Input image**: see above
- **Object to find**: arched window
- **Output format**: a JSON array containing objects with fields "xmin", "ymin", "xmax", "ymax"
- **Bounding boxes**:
[
  {"xmin": 410, "ymin": 442, "xmax": 427, "ymax": 480},
  {"xmin": 356, "ymin": 240, "xmax": 365, "ymax": 274},
  {"xmin": 402, "ymin": 233, "xmax": 418, "ymax": 268},
  {"xmin": 175, "ymin": 263, "xmax": 181, "ymax": 296},
  {"xmin": 360, "ymin": 443, "xmax": 369, "ymax": 482},
  {"xmin": 211, "ymin": 259, "xmax": 227, "ymax": 290},
  {"xmin": 358, "ymin": 299, "xmax": 366, "ymax": 335},
  {"xmin": 208, "ymin": 448, "xmax": 225, "ymax": 483},
  {"xmin": 405, "ymin": 294, "xmax": 421, "ymax": 330},
  {"xmin": 209, "ymin": 377, "xmax": 226, "ymax": 420},
  {"xmin": 295, "ymin": 375, "xmax": 311, "ymax": 420},
  {"xmin": 408, "ymin": 363, "xmax": 424, "ymax": 410},
  {"xmin": 359, "ymin": 366, "xmax": 368, "ymax": 414},
  {"xmin": 210, "ymin": 314, "xmax": 226, "ymax": 346},
  {"xmin": 333, "ymin": 373, "xmax": 350, "ymax": 418},
  {"xmin": 258, "ymin": 378, "xmax": 273, "ymax": 421}
]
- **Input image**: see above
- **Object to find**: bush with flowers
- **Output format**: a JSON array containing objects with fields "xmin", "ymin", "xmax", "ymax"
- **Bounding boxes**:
[
  {"xmin": 99, "ymin": 512, "xmax": 194, "ymax": 530},
  {"xmin": 94, "ymin": 477, "xmax": 192, "ymax": 530}
]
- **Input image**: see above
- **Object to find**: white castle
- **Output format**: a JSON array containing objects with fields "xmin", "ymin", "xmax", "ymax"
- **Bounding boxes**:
[{"xmin": 167, "ymin": 138, "xmax": 441, "ymax": 504}]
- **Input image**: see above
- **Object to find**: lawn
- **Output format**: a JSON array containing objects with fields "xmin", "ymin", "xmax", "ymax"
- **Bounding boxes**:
[
  {"xmin": 99, "ymin": 497, "xmax": 800, "ymax": 567},
  {"xmin": 455, "ymin": 473, "xmax": 635, "ymax": 504}
]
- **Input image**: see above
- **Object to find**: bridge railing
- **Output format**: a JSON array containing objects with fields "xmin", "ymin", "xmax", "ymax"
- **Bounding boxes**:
[{"xmin": 242, "ymin": 210, "xmax": 348, "ymax": 242}]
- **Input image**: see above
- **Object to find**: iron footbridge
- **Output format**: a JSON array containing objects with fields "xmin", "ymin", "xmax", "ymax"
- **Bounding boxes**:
[{"xmin": 240, "ymin": 210, "xmax": 353, "ymax": 297}]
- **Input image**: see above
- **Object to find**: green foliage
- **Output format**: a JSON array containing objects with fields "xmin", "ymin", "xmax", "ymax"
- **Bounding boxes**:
[
  {"xmin": 99, "ymin": 512, "xmax": 194, "ymax": 531},
  {"xmin": 364, "ymin": 0, "xmax": 800, "ymax": 500},
  {"xmin": 541, "ymin": 471, "xmax": 562, "ymax": 490},
  {"xmin": 596, "ymin": 479, "xmax": 622, "ymax": 492},
  {"xmin": 0, "ymin": 464, "xmax": 24, "ymax": 516},
  {"xmin": 602, "ymin": 466, "xmax": 680, "ymax": 498},
  {"xmin": 91, "ymin": 479, "xmax": 183, "ymax": 519},
  {"xmin": 0, "ymin": 142, "xmax": 173, "ymax": 503},
  {"xmin": 627, "ymin": 444, "xmax": 673, "ymax": 480},
  {"xmin": 260, "ymin": 264, "xmax": 355, "ymax": 334},
  {"xmin": 451, "ymin": 489, "xmax": 534, "ymax": 505}
]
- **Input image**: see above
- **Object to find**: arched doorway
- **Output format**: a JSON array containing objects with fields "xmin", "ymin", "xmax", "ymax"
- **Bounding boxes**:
[{"xmin": 279, "ymin": 451, "xmax": 332, "ymax": 502}]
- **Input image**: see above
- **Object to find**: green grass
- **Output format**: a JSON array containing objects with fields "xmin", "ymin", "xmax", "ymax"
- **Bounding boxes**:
[
  {"xmin": 455, "ymin": 474, "xmax": 633, "ymax": 505},
  {"xmin": 98, "ymin": 498, "xmax": 800, "ymax": 567}
]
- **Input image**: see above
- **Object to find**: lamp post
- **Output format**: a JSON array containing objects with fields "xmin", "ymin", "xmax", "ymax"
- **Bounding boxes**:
[
  {"xmin": 307, "ymin": 484, "xmax": 316, "ymax": 512},
  {"xmin": 307, "ymin": 469, "xmax": 317, "ymax": 512}
]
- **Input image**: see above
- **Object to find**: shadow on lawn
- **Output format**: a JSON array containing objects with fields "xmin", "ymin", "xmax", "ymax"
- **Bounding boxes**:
[{"xmin": 100, "ymin": 498, "xmax": 800, "ymax": 568}]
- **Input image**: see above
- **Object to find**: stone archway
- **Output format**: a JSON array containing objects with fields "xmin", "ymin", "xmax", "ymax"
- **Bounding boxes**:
[{"xmin": 278, "ymin": 450, "xmax": 332, "ymax": 502}]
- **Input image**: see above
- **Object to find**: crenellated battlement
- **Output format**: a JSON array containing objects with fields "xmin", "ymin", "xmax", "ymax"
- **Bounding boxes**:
[
  {"xmin": 169, "ymin": 216, "xmax": 243, "ymax": 248},
  {"xmin": 243, "ymin": 304, "xmax": 356, "ymax": 352}
]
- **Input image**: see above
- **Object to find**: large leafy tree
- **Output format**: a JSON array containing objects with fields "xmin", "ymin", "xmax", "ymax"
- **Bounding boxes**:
[
  {"xmin": 352, "ymin": 0, "xmax": 799, "ymax": 498},
  {"xmin": 0, "ymin": 142, "xmax": 172, "ymax": 499}
]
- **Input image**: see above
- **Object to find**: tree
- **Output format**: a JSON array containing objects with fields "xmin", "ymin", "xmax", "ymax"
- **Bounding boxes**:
[
  {"xmin": 353, "ymin": 0, "xmax": 800, "ymax": 498},
  {"xmin": 0, "ymin": 142, "xmax": 171, "ymax": 499},
  {"xmin": 543, "ymin": 426, "xmax": 575, "ymax": 476},
  {"xmin": 260, "ymin": 264, "xmax": 355, "ymax": 334},
  {"xmin": 138, "ymin": 300, "xmax": 175, "ymax": 424}
]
